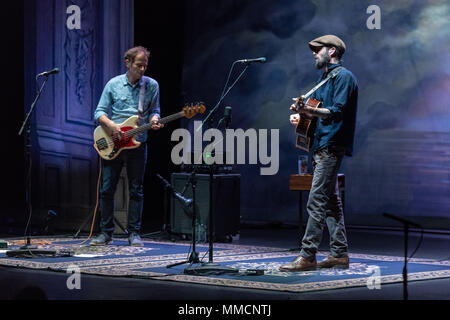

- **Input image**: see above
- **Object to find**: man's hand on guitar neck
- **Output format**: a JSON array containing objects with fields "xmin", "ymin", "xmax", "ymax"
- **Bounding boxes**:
[
  {"xmin": 150, "ymin": 115, "xmax": 164, "ymax": 130},
  {"xmin": 291, "ymin": 96, "xmax": 306, "ymax": 112}
]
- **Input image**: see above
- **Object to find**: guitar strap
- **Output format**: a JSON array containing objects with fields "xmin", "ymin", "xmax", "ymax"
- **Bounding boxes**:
[
  {"xmin": 303, "ymin": 66, "xmax": 343, "ymax": 99},
  {"xmin": 138, "ymin": 77, "xmax": 147, "ymax": 118}
]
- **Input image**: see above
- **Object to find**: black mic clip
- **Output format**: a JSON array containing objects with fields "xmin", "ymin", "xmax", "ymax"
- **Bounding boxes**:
[{"xmin": 223, "ymin": 106, "xmax": 232, "ymax": 129}]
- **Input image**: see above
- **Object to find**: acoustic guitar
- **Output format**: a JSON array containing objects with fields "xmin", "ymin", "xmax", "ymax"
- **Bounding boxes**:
[
  {"xmin": 94, "ymin": 104, "xmax": 206, "ymax": 160},
  {"xmin": 293, "ymin": 97, "xmax": 322, "ymax": 152},
  {"xmin": 292, "ymin": 66, "xmax": 343, "ymax": 152}
]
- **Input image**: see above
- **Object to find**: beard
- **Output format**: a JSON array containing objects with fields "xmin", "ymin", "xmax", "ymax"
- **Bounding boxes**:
[{"xmin": 315, "ymin": 52, "xmax": 331, "ymax": 69}]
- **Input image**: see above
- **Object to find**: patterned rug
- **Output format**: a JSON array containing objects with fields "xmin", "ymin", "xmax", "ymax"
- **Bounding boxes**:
[{"xmin": 1, "ymin": 237, "xmax": 450, "ymax": 293}]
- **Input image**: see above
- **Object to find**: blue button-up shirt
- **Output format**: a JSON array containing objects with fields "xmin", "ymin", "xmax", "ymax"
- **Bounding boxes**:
[
  {"xmin": 94, "ymin": 73, "xmax": 161, "ymax": 142},
  {"xmin": 311, "ymin": 62, "xmax": 358, "ymax": 156}
]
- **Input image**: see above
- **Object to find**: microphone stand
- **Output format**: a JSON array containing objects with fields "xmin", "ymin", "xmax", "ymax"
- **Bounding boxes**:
[
  {"xmin": 151, "ymin": 173, "xmax": 193, "ymax": 237},
  {"xmin": 184, "ymin": 60, "xmax": 252, "ymax": 275},
  {"xmin": 10, "ymin": 74, "xmax": 57, "ymax": 257},
  {"xmin": 383, "ymin": 212, "xmax": 422, "ymax": 301},
  {"xmin": 167, "ymin": 171, "xmax": 200, "ymax": 268}
]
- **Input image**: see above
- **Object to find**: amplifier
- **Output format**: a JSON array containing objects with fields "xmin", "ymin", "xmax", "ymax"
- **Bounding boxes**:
[{"xmin": 170, "ymin": 173, "xmax": 240, "ymax": 241}]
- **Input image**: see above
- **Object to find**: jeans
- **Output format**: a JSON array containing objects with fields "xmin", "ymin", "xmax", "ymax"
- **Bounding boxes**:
[
  {"xmin": 300, "ymin": 146, "xmax": 348, "ymax": 259},
  {"xmin": 99, "ymin": 144, "xmax": 147, "ymax": 235}
]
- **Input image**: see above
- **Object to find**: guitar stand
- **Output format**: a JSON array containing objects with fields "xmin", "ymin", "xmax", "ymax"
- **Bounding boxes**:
[
  {"xmin": 142, "ymin": 175, "xmax": 174, "ymax": 241},
  {"xmin": 73, "ymin": 210, "xmax": 128, "ymax": 238}
]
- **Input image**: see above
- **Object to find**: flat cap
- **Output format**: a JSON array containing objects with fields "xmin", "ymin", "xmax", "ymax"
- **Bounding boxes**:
[{"xmin": 308, "ymin": 35, "xmax": 346, "ymax": 54}]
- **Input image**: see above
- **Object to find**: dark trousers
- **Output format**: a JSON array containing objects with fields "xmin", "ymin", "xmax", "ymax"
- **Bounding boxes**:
[
  {"xmin": 300, "ymin": 146, "xmax": 348, "ymax": 259},
  {"xmin": 99, "ymin": 144, "xmax": 147, "ymax": 235}
]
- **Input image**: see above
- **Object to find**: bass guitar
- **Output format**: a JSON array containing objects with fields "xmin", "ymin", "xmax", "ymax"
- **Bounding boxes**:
[{"xmin": 94, "ymin": 103, "xmax": 206, "ymax": 160}]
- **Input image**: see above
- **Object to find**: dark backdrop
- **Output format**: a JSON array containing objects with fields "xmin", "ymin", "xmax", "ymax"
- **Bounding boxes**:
[
  {"xmin": 2, "ymin": 0, "xmax": 449, "ymax": 236},
  {"xmin": 0, "ymin": 2, "xmax": 25, "ymax": 232},
  {"xmin": 180, "ymin": 0, "xmax": 450, "ymax": 230},
  {"xmin": 0, "ymin": 1, "xmax": 186, "ymax": 235},
  {"xmin": 134, "ymin": 1, "xmax": 187, "ymax": 232}
]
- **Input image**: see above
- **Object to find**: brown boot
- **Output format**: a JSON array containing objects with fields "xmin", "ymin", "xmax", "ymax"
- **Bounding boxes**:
[
  {"xmin": 279, "ymin": 256, "xmax": 317, "ymax": 272},
  {"xmin": 317, "ymin": 255, "xmax": 349, "ymax": 269}
]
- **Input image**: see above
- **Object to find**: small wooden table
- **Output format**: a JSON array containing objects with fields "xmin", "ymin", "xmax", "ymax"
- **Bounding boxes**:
[{"xmin": 289, "ymin": 173, "xmax": 345, "ymax": 241}]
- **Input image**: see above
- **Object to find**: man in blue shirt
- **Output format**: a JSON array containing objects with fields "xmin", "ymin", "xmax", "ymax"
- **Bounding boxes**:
[
  {"xmin": 90, "ymin": 46, "xmax": 163, "ymax": 246},
  {"xmin": 280, "ymin": 35, "xmax": 358, "ymax": 271}
]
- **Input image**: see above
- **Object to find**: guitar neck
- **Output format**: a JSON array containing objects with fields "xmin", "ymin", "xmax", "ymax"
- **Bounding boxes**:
[{"xmin": 127, "ymin": 111, "xmax": 185, "ymax": 137}]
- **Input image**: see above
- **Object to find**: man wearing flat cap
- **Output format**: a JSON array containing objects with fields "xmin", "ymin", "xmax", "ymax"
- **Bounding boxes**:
[{"xmin": 280, "ymin": 35, "xmax": 358, "ymax": 271}]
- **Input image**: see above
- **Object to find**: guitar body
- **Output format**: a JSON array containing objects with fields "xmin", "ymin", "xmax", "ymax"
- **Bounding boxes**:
[
  {"xmin": 93, "ymin": 103, "xmax": 206, "ymax": 160},
  {"xmin": 94, "ymin": 115, "xmax": 141, "ymax": 160},
  {"xmin": 295, "ymin": 98, "xmax": 322, "ymax": 152}
]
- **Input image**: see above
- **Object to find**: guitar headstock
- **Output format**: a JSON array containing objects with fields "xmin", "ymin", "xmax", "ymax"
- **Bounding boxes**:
[{"xmin": 183, "ymin": 103, "xmax": 206, "ymax": 119}]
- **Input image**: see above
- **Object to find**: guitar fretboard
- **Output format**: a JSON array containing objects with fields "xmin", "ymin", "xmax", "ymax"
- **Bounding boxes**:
[{"xmin": 126, "ymin": 111, "xmax": 185, "ymax": 137}]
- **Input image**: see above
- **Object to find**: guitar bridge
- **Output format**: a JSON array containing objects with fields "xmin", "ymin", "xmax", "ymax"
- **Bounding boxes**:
[
  {"xmin": 96, "ymin": 138, "xmax": 108, "ymax": 151},
  {"xmin": 296, "ymin": 134, "xmax": 310, "ymax": 152}
]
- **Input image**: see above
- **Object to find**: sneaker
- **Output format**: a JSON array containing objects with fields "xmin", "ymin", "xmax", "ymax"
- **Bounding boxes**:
[
  {"xmin": 89, "ymin": 233, "xmax": 112, "ymax": 246},
  {"xmin": 128, "ymin": 232, "xmax": 144, "ymax": 247}
]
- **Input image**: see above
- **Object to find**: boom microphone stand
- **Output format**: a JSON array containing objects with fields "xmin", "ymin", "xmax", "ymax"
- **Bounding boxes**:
[
  {"xmin": 184, "ymin": 59, "xmax": 260, "ymax": 275},
  {"xmin": 10, "ymin": 70, "xmax": 59, "ymax": 257},
  {"xmin": 166, "ymin": 171, "xmax": 200, "ymax": 268},
  {"xmin": 383, "ymin": 212, "xmax": 423, "ymax": 301},
  {"xmin": 146, "ymin": 173, "xmax": 193, "ymax": 240}
]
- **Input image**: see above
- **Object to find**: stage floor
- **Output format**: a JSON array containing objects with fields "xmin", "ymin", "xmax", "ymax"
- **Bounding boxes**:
[{"xmin": 1, "ymin": 226, "xmax": 450, "ymax": 301}]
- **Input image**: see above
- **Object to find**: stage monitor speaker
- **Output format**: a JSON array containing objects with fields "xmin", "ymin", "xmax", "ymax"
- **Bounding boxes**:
[{"xmin": 170, "ymin": 173, "xmax": 240, "ymax": 240}]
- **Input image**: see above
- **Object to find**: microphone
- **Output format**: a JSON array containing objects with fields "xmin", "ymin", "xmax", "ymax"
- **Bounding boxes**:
[
  {"xmin": 37, "ymin": 68, "xmax": 60, "ymax": 77},
  {"xmin": 223, "ymin": 106, "xmax": 232, "ymax": 128},
  {"xmin": 156, "ymin": 174, "xmax": 193, "ymax": 209},
  {"xmin": 236, "ymin": 57, "xmax": 266, "ymax": 64}
]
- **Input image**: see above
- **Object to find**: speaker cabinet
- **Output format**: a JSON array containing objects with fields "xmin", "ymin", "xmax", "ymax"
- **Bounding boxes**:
[{"xmin": 170, "ymin": 173, "xmax": 240, "ymax": 240}]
